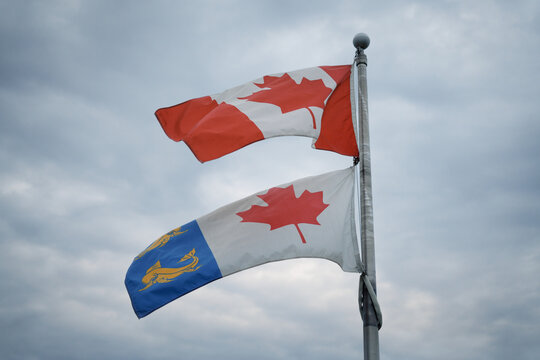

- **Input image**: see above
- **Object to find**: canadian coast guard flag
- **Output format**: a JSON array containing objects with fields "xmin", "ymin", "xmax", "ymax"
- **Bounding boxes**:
[
  {"xmin": 155, "ymin": 65, "xmax": 358, "ymax": 162},
  {"xmin": 125, "ymin": 167, "xmax": 361, "ymax": 318}
]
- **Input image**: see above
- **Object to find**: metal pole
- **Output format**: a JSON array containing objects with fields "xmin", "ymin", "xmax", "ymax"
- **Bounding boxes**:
[{"xmin": 353, "ymin": 33, "xmax": 380, "ymax": 360}]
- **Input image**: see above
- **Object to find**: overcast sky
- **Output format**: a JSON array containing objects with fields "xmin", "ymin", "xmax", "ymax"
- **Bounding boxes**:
[{"xmin": 1, "ymin": 1, "xmax": 539, "ymax": 359}]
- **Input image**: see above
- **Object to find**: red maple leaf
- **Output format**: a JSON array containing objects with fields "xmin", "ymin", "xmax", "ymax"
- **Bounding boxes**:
[
  {"xmin": 238, "ymin": 73, "xmax": 333, "ymax": 129},
  {"xmin": 236, "ymin": 185, "xmax": 329, "ymax": 244}
]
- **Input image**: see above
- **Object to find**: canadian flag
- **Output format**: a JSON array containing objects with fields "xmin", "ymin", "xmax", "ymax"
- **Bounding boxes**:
[{"xmin": 155, "ymin": 65, "xmax": 358, "ymax": 162}]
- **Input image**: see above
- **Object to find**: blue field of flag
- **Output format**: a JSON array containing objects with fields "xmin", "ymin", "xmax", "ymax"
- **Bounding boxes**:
[{"xmin": 125, "ymin": 220, "xmax": 222, "ymax": 318}]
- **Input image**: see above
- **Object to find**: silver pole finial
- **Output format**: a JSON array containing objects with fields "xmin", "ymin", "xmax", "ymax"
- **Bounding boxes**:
[{"xmin": 353, "ymin": 33, "xmax": 370, "ymax": 51}]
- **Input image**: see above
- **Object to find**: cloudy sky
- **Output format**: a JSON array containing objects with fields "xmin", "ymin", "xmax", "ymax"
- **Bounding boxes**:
[{"xmin": 1, "ymin": 0, "xmax": 539, "ymax": 359}]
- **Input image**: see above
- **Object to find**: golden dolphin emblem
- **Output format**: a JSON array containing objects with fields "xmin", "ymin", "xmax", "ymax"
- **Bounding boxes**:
[
  {"xmin": 138, "ymin": 248, "xmax": 201, "ymax": 291},
  {"xmin": 135, "ymin": 227, "xmax": 187, "ymax": 260}
]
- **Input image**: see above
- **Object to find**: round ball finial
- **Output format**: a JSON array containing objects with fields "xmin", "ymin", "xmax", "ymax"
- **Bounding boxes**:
[{"xmin": 353, "ymin": 33, "xmax": 370, "ymax": 50}]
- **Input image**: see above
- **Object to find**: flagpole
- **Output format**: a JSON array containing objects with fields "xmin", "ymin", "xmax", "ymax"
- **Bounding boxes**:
[{"xmin": 353, "ymin": 33, "xmax": 380, "ymax": 360}]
